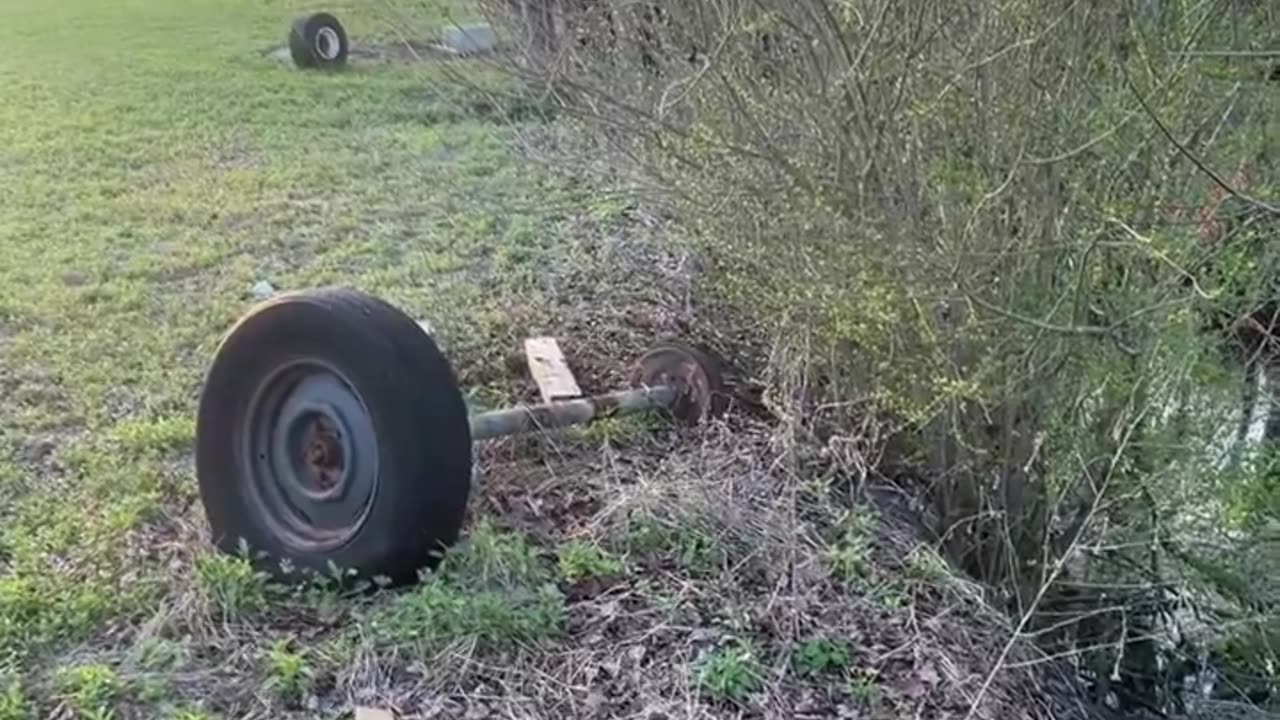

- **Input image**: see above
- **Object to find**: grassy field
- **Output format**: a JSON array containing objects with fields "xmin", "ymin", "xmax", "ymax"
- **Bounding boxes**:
[
  {"xmin": 0, "ymin": 0, "xmax": 624, "ymax": 714},
  {"xmin": 0, "ymin": 2, "xmax": 1100, "ymax": 718}
]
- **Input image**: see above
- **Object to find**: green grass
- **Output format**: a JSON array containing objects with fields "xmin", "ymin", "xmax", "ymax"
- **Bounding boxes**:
[
  {"xmin": 367, "ymin": 521, "xmax": 565, "ymax": 652},
  {"xmin": 0, "ymin": 0, "xmax": 574, "ymax": 675},
  {"xmin": 556, "ymin": 540, "xmax": 624, "ymax": 583},
  {"xmin": 194, "ymin": 552, "xmax": 269, "ymax": 620},
  {"xmin": 54, "ymin": 664, "xmax": 122, "ymax": 720},
  {"xmin": 0, "ymin": 676, "xmax": 32, "ymax": 720},
  {"xmin": 696, "ymin": 642, "xmax": 763, "ymax": 703},
  {"xmin": 262, "ymin": 639, "xmax": 314, "ymax": 704},
  {"xmin": 791, "ymin": 638, "xmax": 850, "ymax": 678}
]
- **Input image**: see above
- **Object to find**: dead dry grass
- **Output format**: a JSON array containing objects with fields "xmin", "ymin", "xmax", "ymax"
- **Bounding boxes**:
[{"xmin": 48, "ymin": 422, "xmax": 1115, "ymax": 719}]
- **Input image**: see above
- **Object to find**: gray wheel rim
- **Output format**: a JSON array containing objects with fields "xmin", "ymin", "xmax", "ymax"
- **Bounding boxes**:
[
  {"xmin": 315, "ymin": 26, "xmax": 341, "ymax": 61},
  {"xmin": 243, "ymin": 361, "xmax": 378, "ymax": 553}
]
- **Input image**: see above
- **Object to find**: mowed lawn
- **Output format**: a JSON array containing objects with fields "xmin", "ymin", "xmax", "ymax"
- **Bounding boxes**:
[{"xmin": 0, "ymin": 0, "xmax": 601, "ymax": 700}]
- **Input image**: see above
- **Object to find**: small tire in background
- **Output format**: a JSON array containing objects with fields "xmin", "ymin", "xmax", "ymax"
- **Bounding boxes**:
[
  {"xmin": 195, "ymin": 288, "xmax": 472, "ymax": 585},
  {"xmin": 289, "ymin": 12, "xmax": 349, "ymax": 69}
]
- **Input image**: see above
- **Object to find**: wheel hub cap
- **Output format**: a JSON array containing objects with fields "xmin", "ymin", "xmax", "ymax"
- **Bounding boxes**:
[
  {"xmin": 245, "ymin": 363, "xmax": 378, "ymax": 552},
  {"xmin": 315, "ymin": 27, "xmax": 340, "ymax": 61}
]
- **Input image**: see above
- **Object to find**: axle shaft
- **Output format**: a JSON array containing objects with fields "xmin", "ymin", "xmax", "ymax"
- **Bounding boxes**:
[{"xmin": 468, "ymin": 385, "xmax": 680, "ymax": 441}]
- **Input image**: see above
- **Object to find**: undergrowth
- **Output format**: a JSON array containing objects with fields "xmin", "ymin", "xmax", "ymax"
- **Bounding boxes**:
[
  {"xmin": 367, "ymin": 521, "xmax": 565, "ymax": 651},
  {"xmin": 478, "ymin": 0, "xmax": 1280, "ymax": 712}
]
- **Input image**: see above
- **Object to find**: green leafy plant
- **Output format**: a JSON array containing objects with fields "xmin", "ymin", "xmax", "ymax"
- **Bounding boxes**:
[
  {"xmin": 263, "ymin": 639, "xmax": 313, "ymax": 704},
  {"xmin": 621, "ymin": 517, "xmax": 728, "ymax": 575},
  {"xmin": 848, "ymin": 670, "xmax": 881, "ymax": 705},
  {"xmin": 382, "ymin": 574, "xmax": 565, "ymax": 650},
  {"xmin": 904, "ymin": 546, "xmax": 950, "ymax": 583},
  {"xmin": 624, "ymin": 516, "xmax": 669, "ymax": 555},
  {"xmin": 573, "ymin": 414, "xmax": 654, "ymax": 446},
  {"xmin": 558, "ymin": 540, "xmax": 624, "ymax": 582},
  {"xmin": 132, "ymin": 637, "xmax": 189, "ymax": 672},
  {"xmin": 56, "ymin": 664, "xmax": 122, "ymax": 720},
  {"xmin": 697, "ymin": 643, "xmax": 763, "ymax": 702},
  {"xmin": 374, "ymin": 522, "xmax": 565, "ymax": 650},
  {"xmin": 136, "ymin": 676, "xmax": 169, "ymax": 704},
  {"xmin": 676, "ymin": 529, "xmax": 724, "ymax": 575},
  {"xmin": 0, "ymin": 676, "xmax": 32, "ymax": 720},
  {"xmin": 195, "ymin": 550, "xmax": 268, "ymax": 619},
  {"xmin": 869, "ymin": 584, "xmax": 910, "ymax": 610},
  {"xmin": 792, "ymin": 638, "xmax": 851, "ymax": 677},
  {"xmin": 827, "ymin": 508, "xmax": 874, "ymax": 583}
]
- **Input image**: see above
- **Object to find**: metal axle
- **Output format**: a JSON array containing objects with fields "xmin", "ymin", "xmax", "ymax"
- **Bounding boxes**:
[{"xmin": 468, "ymin": 384, "xmax": 680, "ymax": 441}]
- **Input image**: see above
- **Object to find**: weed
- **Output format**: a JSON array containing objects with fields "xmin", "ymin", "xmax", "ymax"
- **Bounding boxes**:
[
  {"xmin": 573, "ymin": 415, "xmax": 655, "ymax": 447},
  {"xmin": 443, "ymin": 520, "xmax": 549, "ymax": 589},
  {"xmin": 195, "ymin": 551, "xmax": 268, "ymax": 619},
  {"xmin": 379, "ymin": 576, "xmax": 564, "ymax": 650},
  {"xmin": 867, "ymin": 583, "xmax": 911, "ymax": 611},
  {"xmin": 373, "ymin": 523, "xmax": 564, "ymax": 650},
  {"xmin": 622, "ymin": 517, "xmax": 726, "ymax": 575},
  {"xmin": 296, "ymin": 582, "xmax": 347, "ymax": 620},
  {"xmin": 558, "ymin": 541, "xmax": 624, "ymax": 583},
  {"xmin": 0, "ymin": 676, "xmax": 31, "ymax": 720},
  {"xmin": 109, "ymin": 416, "xmax": 195, "ymax": 456},
  {"xmin": 623, "ymin": 516, "xmax": 670, "ymax": 555},
  {"xmin": 827, "ymin": 507, "xmax": 874, "ymax": 583},
  {"xmin": 56, "ymin": 664, "xmax": 122, "ymax": 720},
  {"xmin": 168, "ymin": 709, "xmax": 213, "ymax": 720},
  {"xmin": 848, "ymin": 670, "xmax": 882, "ymax": 705},
  {"xmin": 136, "ymin": 676, "xmax": 170, "ymax": 704},
  {"xmin": 131, "ymin": 637, "xmax": 189, "ymax": 671},
  {"xmin": 696, "ymin": 643, "xmax": 763, "ymax": 702},
  {"xmin": 462, "ymin": 386, "xmax": 512, "ymax": 416},
  {"xmin": 677, "ymin": 529, "xmax": 725, "ymax": 575},
  {"xmin": 263, "ymin": 639, "xmax": 314, "ymax": 704},
  {"xmin": 792, "ymin": 638, "xmax": 851, "ymax": 677},
  {"xmin": 904, "ymin": 546, "xmax": 950, "ymax": 582},
  {"xmin": 827, "ymin": 542, "xmax": 869, "ymax": 584}
]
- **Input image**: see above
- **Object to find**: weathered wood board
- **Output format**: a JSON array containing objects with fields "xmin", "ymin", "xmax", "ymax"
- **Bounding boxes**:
[{"xmin": 524, "ymin": 337, "xmax": 583, "ymax": 403}]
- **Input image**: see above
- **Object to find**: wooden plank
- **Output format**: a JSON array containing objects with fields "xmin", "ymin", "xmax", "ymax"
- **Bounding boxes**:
[
  {"xmin": 355, "ymin": 709, "xmax": 396, "ymax": 720},
  {"xmin": 524, "ymin": 337, "xmax": 583, "ymax": 403}
]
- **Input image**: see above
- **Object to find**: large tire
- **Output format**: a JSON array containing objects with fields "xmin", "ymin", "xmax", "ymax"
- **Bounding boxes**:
[
  {"xmin": 195, "ymin": 288, "xmax": 471, "ymax": 584},
  {"xmin": 289, "ymin": 13, "xmax": 349, "ymax": 69}
]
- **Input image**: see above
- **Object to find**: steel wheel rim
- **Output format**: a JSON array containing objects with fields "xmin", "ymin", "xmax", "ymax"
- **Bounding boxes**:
[
  {"xmin": 242, "ymin": 360, "xmax": 377, "ymax": 553},
  {"xmin": 315, "ymin": 27, "xmax": 341, "ymax": 61}
]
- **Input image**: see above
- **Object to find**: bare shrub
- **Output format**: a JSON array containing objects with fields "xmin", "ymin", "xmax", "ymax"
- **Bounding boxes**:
[{"xmin": 443, "ymin": 0, "xmax": 1280, "ymax": 712}]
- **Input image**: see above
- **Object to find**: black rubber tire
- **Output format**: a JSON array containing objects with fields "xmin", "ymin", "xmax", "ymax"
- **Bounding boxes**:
[
  {"xmin": 195, "ymin": 288, "xmax": 471, "ymax": 584},
  {"xmin": 288, "ymin": 12, "xmax": 349, "ymax": 69}
]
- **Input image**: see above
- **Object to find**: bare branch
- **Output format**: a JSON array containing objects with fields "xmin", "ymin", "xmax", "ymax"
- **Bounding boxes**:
[{"xmin": 1122, "ymin": 65, "xmax": 1280, "ymax": 217}]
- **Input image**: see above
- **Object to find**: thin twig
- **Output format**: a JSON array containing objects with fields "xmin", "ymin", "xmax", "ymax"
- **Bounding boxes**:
[
  {"xmin": 1121, "ymin": 65, "xmax": 1280, "ymax": 216},
  {"xmin": 963, "ymin": 381, "xmax": 1149, "ymax": 720},
  {"xmin": 1176, "ymin": 49, "xmax": 1280, "ymax": 58},
  {"xmin": 965, "ymin": 296, "xmax": 1113, "ymax": 339}
]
